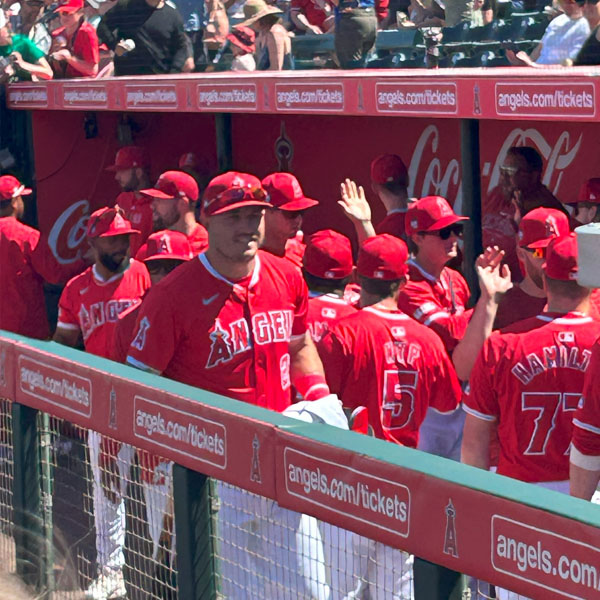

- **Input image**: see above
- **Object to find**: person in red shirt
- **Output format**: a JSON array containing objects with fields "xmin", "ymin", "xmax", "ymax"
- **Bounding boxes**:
[
  {"xmin": 303, "ymin": 229, "xmax": 356, "ymax": 343},
  {"xmin": 50, "ymin": 0, "xmax": 99, "ymax": 77},
  {"xmin": 339, "ymin": 154, "xmax": 412, "ymax": 245},
  {"xmin": 0, "ymin": 175, "xmax": 87, "ymax": 339},
  {"xmin": 139, "ymin": 170, "xmax": 208, "ymax": 255},
  {"xmin": 290, "ymin": 0, "xmax": 334, "ymax": 33},
  {"xmin": 260, "ymin": 172, "xmax": 319, "ymax": 269},
  {"xmin": 53, "ymin": 206, "xmax": 150, "ymax": 600},
  {"xmin": 494, "ymin": 207, "xmax": 569, "ymax": 330},
  {"xmin": 105, "ymin": 146, "xmax": 153, "ymax": 256},
  {"xmin": 126, "ymin": 171, "xmax": 345, "ymax": 598},
  {"xmin": 318, "ymin": 234, "xmax": 462, "ymax": 599},
  {"xmin": 463, "ymin": 234, "xmax": 600, "ymax": 494}
]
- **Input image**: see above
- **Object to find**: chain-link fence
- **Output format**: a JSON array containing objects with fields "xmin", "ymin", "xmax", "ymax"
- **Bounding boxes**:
[{"xmin": 0, "ymin": 398, "xmax": 15, "ymax": 581}]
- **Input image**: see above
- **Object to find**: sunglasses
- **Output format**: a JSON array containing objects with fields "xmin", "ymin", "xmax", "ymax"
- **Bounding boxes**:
[
  {"xmin": 205, "ymin": 184, "xmax": 268, "ymax": 210},
  {"xmin": 424, "ymin": 224, "xmax": 464, "ymax": 240},
  {"xmin": 524, "ymin": 247, "xmax": 544, "ymax": 259}
]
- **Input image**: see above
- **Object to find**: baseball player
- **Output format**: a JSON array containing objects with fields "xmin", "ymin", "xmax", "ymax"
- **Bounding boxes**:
[
  {"xmin": 303, "ymin": 229, "xmax": 356, "ymax": 343},
  {"xmin": 260, "ymin": 172, "xmax": 319, "ymax": 269},
  {"xmin": 140, "ymin": 170, "xmax": 208, "ymax": 255},
  {"xmin": 105, "ymin": 146, "xmax": 153, "ymax": 255},
  {"xmin": 494, "ymin": 207, "xmax": 569, "ymax": 330},
  {"xmin": 338, "ymin": 154, "xmax": 412, "ymax": 245},
  {"xmin": 318, "ymin": 234, "xmax": 462, "ymax": 600},
  {"xmin": 570, "ymin": 339, "xmax": 600, "ymax": 500},
  {"xmin": 126, "ymin": 171, "xmax": 346, "ymax": 599},
  {"xmin": 0, "ymin": 175, "xmax": 85, "ymax": 339},
  {"xmin": 53, "ymin": 206, "xmax": 150, "ymax": 600}
]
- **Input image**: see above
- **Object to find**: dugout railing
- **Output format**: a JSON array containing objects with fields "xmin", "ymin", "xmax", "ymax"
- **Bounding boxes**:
[{"xmin": 1, "ymin": 329, "xmax": 600, "ymax": 600}]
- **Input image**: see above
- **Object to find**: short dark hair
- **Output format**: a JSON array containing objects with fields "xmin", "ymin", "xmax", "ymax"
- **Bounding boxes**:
[
  {"xmin": 507, "ymin": 146, "xmax": 543, "ymax": 173},
  {"xmin": 378, "ymin": 180, "xmax": 408, "ymax": 196},
  {"xmin": 359, "ymin": 275, "xmax": 402, "ymax": 299},
  {"xmin": 545, "ymin": 276, "xmax": 590, "ymax": 301},
  {"xmin": 303, "ymin": 271, "xmax": 351, "ymax": 294}
]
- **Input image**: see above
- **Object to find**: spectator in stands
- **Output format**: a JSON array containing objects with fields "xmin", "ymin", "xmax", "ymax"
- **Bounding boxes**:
[
  {"xmin": 202, "ymin": 0, "xmax": 228, "ymax": 64},
  {"xmin": 97, "ymin": 0, "xmax": 188, "ymax": 75},
  {"xmin": 227, "ymin": 25, "xmax": 256, "ymax": 70},
  {"xmin": 84, "ymin": 0, "xmax": 116, "ymax": 28},
  {"xmin": 506, "ymin": 0, "xmax": 589, "ymax": 65},
  {"xmin": 49, "ymin": 0, "xmax": 99, "ymax": 77},
  {"xmin": 444, "ymin": 0, "xmax": 471, "ymax": 26},
  {"xmin": 0, "ymin": 8, "xmax": 53, "ymax": 79},
  {"xmin": 243, "ymin": 0, "xmax": 293, "ymax": 70},
  {"xmin": 339, "ymin": 154, "xmax": 412, "ymax": 244},
  {"xmin": 573, "ymin": 0, "xmax": 600, "ymax": 64},
  {"xmin": 567, "ymin": 178, "xmax": 600, "ymax": 226},
  {"xmin": 290, "ymin": 0, "xmax": 334, "ymax": 34},
  {"xmin": 18, "ymin": 0, "xmax": 51, "ymax": 54}
]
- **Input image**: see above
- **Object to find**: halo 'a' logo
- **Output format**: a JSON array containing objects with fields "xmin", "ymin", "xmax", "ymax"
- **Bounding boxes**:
[
  {"xmin": 157, "ymin": 234, "xmax": 172, "ymax": 254},
  {"xmin": 443, "ymin": 499, "xmax": 458, "ymax": 558},
  {"xmin": 545, "ymin": 215, "xmax": 559, "ymax": 237},
  {"xmin": 250, "ymin": 434, "xmax": 261, "ymax": 483},
  {"xmin": 436, "ymin": 197, "xmax": 451, "ymax": 215}
]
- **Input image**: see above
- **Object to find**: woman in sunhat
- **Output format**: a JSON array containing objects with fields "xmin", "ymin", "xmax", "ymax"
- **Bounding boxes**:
[
  {"xmin": 242, "ymin": 0, "xmax": 293, "ymax": 70},
  {"xmin": 227, "ymin": 25, "xmax": 256, "ymax": 70}
]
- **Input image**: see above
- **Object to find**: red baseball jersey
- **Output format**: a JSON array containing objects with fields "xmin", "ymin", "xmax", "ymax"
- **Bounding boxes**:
[
  {"xmin": 465, "ymin": 312, "xmax": 600, "ymax": 483},
  {"xmin": 589, "ymin": 289, "xmax": 600, "ymax": 321},
  {"xmin": 284, "ymin": 236, "xmax": 306, "ymax": 269},
  {"xmin": 318, "ymin": 305, "xmax": 461, "ymax": 447},
  {"xmin": 111, "ymin": 300, "xmax": 143, "ymax": 363},
  {"xmin": 572, "ymin": 339, "xmax": 600, "ymax": 456},
  {"xmin": 126, "ymin": 251, "xmax": 308, "ymax": 411},
  {"xmin": 397, "ymin": 258, "xmax": 473, "ymax": 352},
  {"xmin": 57, "ymin": 260, "xmax": 150, "ymax": 358},
  {"xmin": 375, "ymin": 210, "xmax": 406, "ymax": 240},
  {"xmin": 115, "ymin": 191, "xmax": 153, "ymax": 256},
  {"xmin": 494, "ymin": 284, "xmax": 547, "ymax": 330},
  {"xmin": 188, "ymin": 222, "xmax": 209, "ymax": 255},
  {"xmin": 0, "ymin": 217, "xmax": 85, "ymax": 339},
  {"xmin": 307, "ymin": 292, "xmax": 357, "ymax": 343}
]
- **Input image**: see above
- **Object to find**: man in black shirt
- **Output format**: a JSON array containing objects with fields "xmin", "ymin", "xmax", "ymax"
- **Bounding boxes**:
[{"xmin": 98, "ymin": 0, "xmax": 188, "ymax": 75}]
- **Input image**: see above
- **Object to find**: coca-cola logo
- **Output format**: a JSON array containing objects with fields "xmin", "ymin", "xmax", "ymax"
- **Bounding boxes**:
[
  {"xmin": 484, "ymin": 127, "xmax": 582, "ymax": 199},
  {"xmin": 48, "ymin": 200, "xmax": 90, "ymax": 265}
]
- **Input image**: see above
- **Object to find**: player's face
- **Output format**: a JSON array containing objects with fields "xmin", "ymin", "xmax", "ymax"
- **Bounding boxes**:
[
  {"xmin": 414, "ymin": 225, "xmax": 462, "ymax": 266},
  {"xmin": 518, "ymin": 246, "xmax": 545, "ymax": 287},
  {"xmin": 114, "ymin": 168, "xmax": 139, "ymax": 192},
  {"xmin": 500, "ymin": 155, "xmax": 536, "ymax": 195},
  {"xmin": 92, "ymin": 234, "xmax": 131, "ymax": 272},
  {"xmin": 263, "ymin": 208, "xmax": 303, "ymax": 252},
  {"xmin": 151, "ymin": 197, "xmax": 180, "ymax": 231},
  {"xmin": 574, "ymin": 203, "xmax": 597, "ymax": 225},
  {"xmin": 206, "ymin": 206, "xmax": 265, "ymax": 262}
]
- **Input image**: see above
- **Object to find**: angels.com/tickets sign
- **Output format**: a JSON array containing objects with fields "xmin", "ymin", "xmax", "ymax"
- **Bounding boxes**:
[{"xmin": 274, "ymin": 429, "xmax": 600, "ymax": 600}]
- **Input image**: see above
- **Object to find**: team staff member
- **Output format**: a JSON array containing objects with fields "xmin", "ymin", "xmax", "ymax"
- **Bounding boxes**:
[
  {"xmin": 463, "ymin": 234, "xmax": 600, "ymax": 491},
  {"xmin": 303, "ymin": 229, "xmax": 356, "ymax": 343},
  {"xmin": 140, "ymin": 170, "xmax": 208, "ymax": 255},
  {"xmin": 105, "ymin": 146, "xmax": 153, "ymax": 255},
  {"xmin": 318, "ymin": 234, "xmax": 461, "ymax": 600},
  {"xmin": 261, "ymin": 172, "xmax": 319, "ymax": 269},
  {"xmin": 495, "ymin": 207, "xmax": 569, "ymax": 329},
  {"xmin": 126, "ymin": 171, "xmax": 344, "ymax": 598},
  {"xmin": 339, "ymin": 154, "xmax": 412, "ymax": 244},
  {"xmin": 568, "ymin": 177, "xmax": 600, "ymax": 227},
  {"xmin": 53, "ymin": 207, "xmax": 150, "ymax": 600},
  {"xmin": 0, "ymin": 175, "xmax": 86, "ymax": 339}
]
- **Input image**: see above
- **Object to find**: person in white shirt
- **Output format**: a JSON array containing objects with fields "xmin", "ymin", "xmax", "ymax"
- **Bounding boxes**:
[{"xmin": 227, "ymin": 24, "xmax": 256, "ymax": 71}]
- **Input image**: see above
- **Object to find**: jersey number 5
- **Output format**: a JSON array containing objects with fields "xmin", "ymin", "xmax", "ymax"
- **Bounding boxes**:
[
  {"xmin": 521, "ymin": 392, "xmax": 581, "ymax": 455},
  {"xmin": 382, "ymin": 370, "xmax": 417, "ymax": 430}
]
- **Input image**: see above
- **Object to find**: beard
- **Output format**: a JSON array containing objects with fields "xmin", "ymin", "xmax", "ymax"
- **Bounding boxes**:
[
  {"xmin": 152, "ymin": 207, "xmax": 180, "ymax": 232},
  {"xmin": 121, "ymin": 171, "xmax": 140, "ymax": 192},
  {"xmin": 99, "ymin": 251, "xmax": 128, "ymax": 273}
]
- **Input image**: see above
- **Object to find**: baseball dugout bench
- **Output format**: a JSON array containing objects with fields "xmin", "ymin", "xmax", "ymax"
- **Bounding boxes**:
[{"xmin": 0, "ymin": 329, "xmax": 598, "ymax": 599}]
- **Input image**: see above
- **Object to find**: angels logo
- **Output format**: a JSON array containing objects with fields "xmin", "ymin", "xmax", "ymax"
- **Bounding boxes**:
[
  {"xmin": 443, "ymin": 499, "xmax": 458, "ymax": 558},
  {"xmin": 436, "ymin": 197, "xmax": 451, "ymax": 215},
  {"xmin": 157, "ymin": 234, "xmax": 172, "ymax": 255},
  {"xmin": 545, "ymin": 215, "xmax": 559, "ymax": 238},
  {"xmin": 250, "ymin": 434, "xmax": 261, "ymax": 483},
  {"xmin": 206, "ymin": 318, "xmax": 251, "ymax": 369}
]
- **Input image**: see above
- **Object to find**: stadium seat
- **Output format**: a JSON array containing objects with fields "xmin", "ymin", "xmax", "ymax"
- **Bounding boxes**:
[
  {"xmin": 375, "ymin": 29, "xmax": 423, "ymax": 51},
  {"xmin": 441, "ymin": 21, "xmax": 471, "ymax": 43},
  {"xmin": 291, "ymin": 33, "xmax": 335, "ymax": 59}
]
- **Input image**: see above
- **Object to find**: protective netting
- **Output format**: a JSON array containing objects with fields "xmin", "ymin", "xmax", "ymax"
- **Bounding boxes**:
[
  {"xmin": 35, "ymin": 414, "xmax": 177, "ymax": 599},
  {"xmin": 0, "ymin": 399, "xmax": 15, "ymax": 581}
]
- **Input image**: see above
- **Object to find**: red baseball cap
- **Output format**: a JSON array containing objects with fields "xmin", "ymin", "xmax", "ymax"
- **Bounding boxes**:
[
  {"xmin": 303, "ymin": 230, "xmax": 353, "ymax": 280},
  {"xmin": 136, "ymin": 230, "xmax": 193, "ymax": 262},
  {"xmin": 543, "ymin": 233, "xmax": 578, "ymax": 281},
  {"xmin": 577, "ymin": 178, "xmax": 600, "ymax": 205},
  {"xmin": 56, "ymin": 0, "xmax": 83, "ymax": 12},
  {"xmin": 140, "ymin": 171, "xmax": 199, "ymax": 202},
  {"xmin": 518, "ymin": 207, "xmax": 570, "ymax": 249},
  {"xmin": 357, "ymin": 234, "xmax": 409, "ymax": 280},
  {"xmin": 405, "ymin": 196, "xmax": 468, "ymax": 236},
  {"xmin": 0, "ymin": 175, "xmax": 32, "ymax": 201},
  {"xmin": 261, "ymin": 173, "xmax": 318, "ymax": 212},
  {"xmin": 86, "ymin": 206, "xmax": 140, "ymax": 238},
  {"xmin": 105, "ymin": 146, "xmax": 149, "ymax": 172},
  {"xmin": 370, "ymin": 154, "xmax": 408, "ymax": 186},
  {"xmin": 202, "ymin": 171, "xmax": 269, "ymax": 217}
]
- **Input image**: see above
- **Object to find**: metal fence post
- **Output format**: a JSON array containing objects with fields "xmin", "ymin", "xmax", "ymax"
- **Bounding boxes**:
[
  {"xmin": 12, "ymin": 402, "xmax": 44, "ymax": 591},
  {"xmin": 173, "ymin": 464, "xmax": 218, "ymax": 600}
]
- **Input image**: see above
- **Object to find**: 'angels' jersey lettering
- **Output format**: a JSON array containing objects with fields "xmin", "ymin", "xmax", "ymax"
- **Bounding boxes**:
[
  {"xmin": 126, "ymin": 251, "xmax": 307, "ymax": 412},
  {"xmin": 465, "ymin": 312, "xmax": 600, "ymax": 483},
  {"xmin": 57, "ymin": 260, "xmax": 150, "ymax": 358},
  {"xmin": 318, "ymin": 305, "xmax": 461, "ymax": 447}
]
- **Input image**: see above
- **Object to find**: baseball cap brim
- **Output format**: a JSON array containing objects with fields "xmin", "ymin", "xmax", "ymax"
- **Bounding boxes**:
[
  {"xmin": 276, "ymin": 198, "xmax": 319, "ymax": 211},
  {"xmin": 419, "ymin": 214, "xmax": 469, "ymax": 232},
  {"xmin": 94, "ymin": 227, "xmax": 141, "ymax": 238},
  {"xmin": 144, "ymin": 254, "xmax": 189, "ymax": 262},
  {"xmin": 207, "ymin": 200, "xmax": 269, "ymax": 216},
  {"xmin": 140, "ymin": 188, "xmax": 176, "ymax": 200},
  {"xmin": 21, "ymin": 187, "xmax": 33, "ymax": 196},
  {"xmin": 56, "ymin": 5, "xmax": 81, "ymax": 12},
  {"xmin": 526, "ymin": 238, "xmax": 553, "ymax": 249}
]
